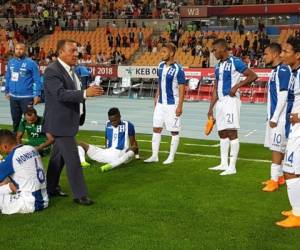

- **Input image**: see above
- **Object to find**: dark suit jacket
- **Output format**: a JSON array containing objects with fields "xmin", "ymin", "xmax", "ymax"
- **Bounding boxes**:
[{"xmin": 44, "ymin": 60, "xmax": 86, "ymax": 137}]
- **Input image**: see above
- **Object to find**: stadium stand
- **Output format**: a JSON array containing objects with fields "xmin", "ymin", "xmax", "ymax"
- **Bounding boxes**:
[
  {"xmin": 1, "ymin": 1, "xmax": 300, "ymax": 104},
  {"xmin": 1, "ymin": 0, "xmax": 153, "ymax": 19},
  {"xmin": 38, "ymin": 27, "xmax": 153, "ymax": 64}
]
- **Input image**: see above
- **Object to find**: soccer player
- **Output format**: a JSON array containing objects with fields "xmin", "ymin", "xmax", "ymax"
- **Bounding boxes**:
[
  {"xmin": 77, "ymin": 107, "xmax": 138, "ymax": 172},
  {"xmin": 276, "ymin": 36, "xmax": 300, "ymax": 228},
  {"xmin": 144, "ymin": 43, "xmax": 186, "ymax": 165},
  {"xmin": 0, "ymin": 129, "xmax": 48, "ymax": 214},
  {"xmin": 262, "ymin": 43, "xmax": 291, "ymax": 192},
  {"xmin": 16, "ymin": 107, "xmax": 54, "ymax": 157},
  {"xmin": 208, "ymin": 39, "xmax": 257, "ymax": 175}
]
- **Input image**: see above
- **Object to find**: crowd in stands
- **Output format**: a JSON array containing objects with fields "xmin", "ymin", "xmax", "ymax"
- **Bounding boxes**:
[
  {"xmin": 1, "ymin": 0, "xmax": 153, "ymax": 20},
  {"xmin": 196, "ymin": 0, "xmax": 294, "ymax": 4},
  {"xmin": 1, "ymin": 0, "xmax": 297, "ymax": 21},
  {"xmin": 0, "ymin": 17, "xmax": 56, "ymax": 62},
  {"xmin": 135, "ymin": 19, "xmax": 295, "ymax": 68}
]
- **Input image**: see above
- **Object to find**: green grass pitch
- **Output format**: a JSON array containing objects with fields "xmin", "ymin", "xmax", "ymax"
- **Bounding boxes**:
[{"xmin": 1, "ymin": 127, "xmax": 300, "ymax": 250}]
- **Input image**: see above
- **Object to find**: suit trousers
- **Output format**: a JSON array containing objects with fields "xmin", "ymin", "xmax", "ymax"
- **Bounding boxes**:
[{"xmin": 46, "ymin": 136, "xmax": 88, "ymax": 199}]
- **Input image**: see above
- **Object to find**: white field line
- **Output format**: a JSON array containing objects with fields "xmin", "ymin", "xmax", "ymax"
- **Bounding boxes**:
[
  {"xmin": 140, "ymin": 149, "xmax": 270, "ymax": 163},
  {"xmin": 244, "ymin": 129, "xmax": 257, "ymax": 137},
  {"xmin": 93, "ymin": 145, "xmax": 270, "ymax": 164},
  {"xmin": 91, "ymin": 136, "xmax": 219, "ymax": 147},
  {"xmin": 91, "ymin": 136, "xmax": 169, "ymax": 143},
  {"xmin": 184, "ymin": 143, "xmax": 220, "ymax": 147}
]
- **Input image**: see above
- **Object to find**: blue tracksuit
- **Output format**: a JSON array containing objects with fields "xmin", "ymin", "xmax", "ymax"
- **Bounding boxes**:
[
  {"xmin": 5, "ymin": 56, "xmax": 41, "ymax": 132},
  {"xmin": 5, "ymin": 56, "xmax": 41, "ymax": 98}
]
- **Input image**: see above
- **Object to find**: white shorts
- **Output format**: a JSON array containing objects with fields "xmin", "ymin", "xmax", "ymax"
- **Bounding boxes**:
[
  {"xmin": 264, "ymin": 121, "xmax": 287, "ymax": 153},
  {"xmin": 153, "ymin": 103, "xmax": 181, "ymax": 132},
  {"xmin": 283, "ymin": 137, "xmax": 300, "ymax": 174},
  {"xmin": 87, "ymin": 145, "xmax": 124, "ymax": 164},
  {"xmin": 215, "ymin": 96, "xmax": 241, "ymax": 131}
]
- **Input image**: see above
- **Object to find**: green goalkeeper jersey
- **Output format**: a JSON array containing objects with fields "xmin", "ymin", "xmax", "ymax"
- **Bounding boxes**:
[{"xmin": 18, "ymin": 116, "xmax": 47, "ymax": 146}]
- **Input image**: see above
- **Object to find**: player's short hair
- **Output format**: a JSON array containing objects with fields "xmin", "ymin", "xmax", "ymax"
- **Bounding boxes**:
[
  {"xmin": 15, "ymin": 42, "xmax": 26, "ymax": 48},
  {"xmin": 287, "ymin": 36, "xmax": 300, "ymax": 53},
  {"xmin": 24, "ymin": 107, "xmax": 37, "ymax": 116},
  {"xmin": 212, "ymin": 39, "xmax": 228, "ymax": 49},
  {"xmin": 56, "ymin": 39, "xmax": 78, "ymax": 53},
  {"xmin": 266, "ymin": 43, "xmax": 281, "ymax": 54},
  {"xmin": 0, "ymin": 129, "xmax": 16, "ymax": 145},
  {"xmin": 108, "ymin": 107, "xmax": 120, "ymax": 117},
  {"xmin": 162, "ymin": 42, "xmax": 177, "ymax": 55}
]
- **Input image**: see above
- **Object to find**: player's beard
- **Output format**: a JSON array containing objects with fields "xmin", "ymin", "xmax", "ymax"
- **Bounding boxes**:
[{"xmin": 164, "ymin": 56, "xmax": 170, "ymax": 63}]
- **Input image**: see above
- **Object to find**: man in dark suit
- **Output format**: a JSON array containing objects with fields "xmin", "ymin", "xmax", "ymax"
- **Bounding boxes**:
[{"xmin": 44, "ymin": 39, "xmax": 103, "ymax": 205}]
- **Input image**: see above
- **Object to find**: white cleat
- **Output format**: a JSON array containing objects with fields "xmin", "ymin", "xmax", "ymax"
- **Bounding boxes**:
[
  {"xmin": 209, "ymin": 165, "xmax": 228, "ymax": 171},
  {"xmin": 163, "ymin": 158, "xmax": 174, "ymax": 165},
  {"xmin": 220, "ymin": 168, "xmax": 236, "ymax": 176},
  {"xmin": 144, "ymin": 156, "xmax": 159, "ymax": 163}
]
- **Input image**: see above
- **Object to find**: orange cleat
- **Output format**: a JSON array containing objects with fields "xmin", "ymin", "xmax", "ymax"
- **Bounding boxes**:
[
  {"xmin": 278, "ymin": 176, "xmax": 286, "ymax": 185},
  {"xmin": 276, "ymin": 214, "xmax": 300, "ymax": 228},
  {"xmin": 261, "ymin": 179, "xmax": 272, "ymax": 185},
  {"xmin": 281, "ymin": 210, "xmax": 293, "ymax": 217},
  {"xmin": 205, "ymin": 116, "xmax": 215, "ymax": 136},
  {"xmin": 262, "ymin": 180, "xmax": 278, "ymax": 192}
]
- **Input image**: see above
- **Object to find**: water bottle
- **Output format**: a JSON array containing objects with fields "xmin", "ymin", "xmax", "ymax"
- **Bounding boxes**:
[{"xmin": 92, "ymin": 75, "xmax": 101, "ymax": 86}]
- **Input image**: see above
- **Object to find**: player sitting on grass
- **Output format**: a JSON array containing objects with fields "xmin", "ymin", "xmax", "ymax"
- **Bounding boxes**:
[
  {"xmin": 77, "ymin": 107, "xmax": 139, "ymax": 172},
  {"xmin": 16, "ymin": 107, "xmax": 54, "ymax": 157},
  {"xmin": 0, "ymin": 129, "xmax": 48, "ymax": 214},
  {"xmin": 262, "ymin": 43, "xmax": 291, "ymax": 192}
]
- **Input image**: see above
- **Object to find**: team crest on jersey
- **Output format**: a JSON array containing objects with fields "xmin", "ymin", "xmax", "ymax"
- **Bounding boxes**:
[
  {"xmin": 168, "ymin": 68, "xmax": 176, "ymax": 76},
  {"xmin": 224, "ymin": 63, "xmax": 232, "ymax": 71},
  {"xmin": 119, "ymin": 125, "xmax": 125, "ymax": 133},
  {"xmin": 36, "ymin": 125, "xmax": 42, "ymax": 133}
]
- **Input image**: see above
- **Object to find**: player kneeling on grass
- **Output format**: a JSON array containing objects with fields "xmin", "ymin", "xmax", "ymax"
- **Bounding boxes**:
[
  {"xmin": 77, "ymin": 107, "xmax": 138, "ymax": 172},
  {"xmin": 16, "ymin": 107, "xmax": 54, "ymax": 157},
  {"xmin": 262, "ymin": 43, "xmax": 291, "ymax": 192},
  {"xmin": 276, "ymin": 36, "xmax": 300, "ymax": 228},
  {"xmin": 0, "ymin": 129, "xmax": 48, "ymax": 214},
  {"xmin": 207, "ymin": 39, "xmax": 257, "ymax": 176}
]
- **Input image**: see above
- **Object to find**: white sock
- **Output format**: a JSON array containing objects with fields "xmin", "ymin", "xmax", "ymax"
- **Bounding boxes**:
[
  {"xmin": 220, "ymin": 138, "xmax": 230, "ymax": 167},
  {"xmin": 152, "ymin": 133, "xmax": 161, "ymax": 158},
  {"xmin": 278, "ymin": 164, "xmax": 283, "ymax": 176},
  {"xmin": 78, "ymin": 146, "xmax": 86, "ymax": 163},
  {"xmin": 111, "ymin": 150, "xmax": 134, "ymax": 168},
  {"xmin": 271, "ymin": 163, "xmax": 281, "ymax": 182},
  {"xmin": 0, "ymin": 184, "xmax": 13, "ymax": 195},
  {"xmin": 229, "ymin": 139, "xmax": 239, "ymax": 169},
  {"xmin": 286, "ymin": 177, "xmax": 300, "ymax": 216},
  {"xmin": 167, "ymin": 134, "xmax": 179, "ymax": 161}
]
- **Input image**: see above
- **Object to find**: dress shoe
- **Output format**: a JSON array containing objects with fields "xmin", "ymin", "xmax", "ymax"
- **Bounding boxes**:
[
  {"xmin": 48, "ymin": 190, "xmax": 68, "ymax": 197},
  {"xmin": 73, "ymin": 196, "xmax": 94, "ymax": 206}
]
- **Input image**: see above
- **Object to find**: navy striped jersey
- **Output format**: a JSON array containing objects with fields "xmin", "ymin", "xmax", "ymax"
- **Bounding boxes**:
[
  {"xmin": 105, "ymin": 120, "xmax": 135, "ymax": 150},
  {"xmin": 157, "ymin": 61, "xmax": 186, "ymax": 105}
]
